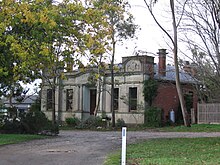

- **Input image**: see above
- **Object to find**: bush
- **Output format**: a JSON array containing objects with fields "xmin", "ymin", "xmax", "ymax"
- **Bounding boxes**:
[
  {"xmin": 0, "ymin": 110, "xmax": 58, "ymax": 135},
  {"xmin": 145, "ymin": 107, "xmax": 162, "ymax": 127},
  {"xmin": 21, "ymin": 110, "xmax": 50, "ymax": 134},
  {"xmin": 44, "ymin": 122, "xmax": 59, "ymax": 135},
  {"xmin": 116, "ymin": 118, "xmax": 126, "ymax": 128},
  {"xmin": 77, "ymin": 116, "xmax": 105, "ymax": 129},
  {"xmin": 65, "ymin": 117, "xmax": 80, "ymax": 127},
  {"xmin": 0, "ymin": 97, "xmax": 59, "ymax": 135},
  {"xmin": 1, "ymin": 119, "xmax": 24, "ymax": 134}
]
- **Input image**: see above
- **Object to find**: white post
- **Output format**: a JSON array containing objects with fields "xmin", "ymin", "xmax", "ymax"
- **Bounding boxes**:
[{"xmin": 121, "ymin": 127, "xmax": 127, "ymax": 165}]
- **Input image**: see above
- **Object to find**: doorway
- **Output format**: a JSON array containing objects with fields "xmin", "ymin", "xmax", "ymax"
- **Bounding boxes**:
[{"xmin": 90, "ymin": 89, "xmax": 97, "ymax": 115}]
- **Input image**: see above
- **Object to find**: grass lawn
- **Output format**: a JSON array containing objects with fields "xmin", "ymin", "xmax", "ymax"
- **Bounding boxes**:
[
  {"xmin": 104, "ymin": 137, "xmax": 220, "ymax": 165},
  {"xmin": 0, "ymin": 134, "xmax": 47, "ymax": 146},
  {"xmin": 125, "ymin": 124, "xmax": 220, "ymax": 132},
  {"xmin": 154, "ymin": 124, "xmax": 220, "ymax": 132}
]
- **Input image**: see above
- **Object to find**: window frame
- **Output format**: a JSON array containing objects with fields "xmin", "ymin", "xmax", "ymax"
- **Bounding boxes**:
[
  {"xmin": 129, "ymin": 87, "xmax": 137, "ymax": 111},
  {"xmin": 113, "ymin": 88, "xmax": 119, "ymax": 110},
  {"xmin": 46, "ymin": 89, "xmax": 52, "ymax": 111},
  {"xmin": 66, "ymin": 89, "xmax": 73, "ymax": 111}
]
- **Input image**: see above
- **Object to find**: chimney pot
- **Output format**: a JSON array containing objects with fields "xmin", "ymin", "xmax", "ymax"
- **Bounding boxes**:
[
  {"xmin": 157, "ymin": 49, "xmax": 167, "ymax": 77},
  {"xmin": 184, "ymin": 61, "xmax": 190, "ymax": 65}
]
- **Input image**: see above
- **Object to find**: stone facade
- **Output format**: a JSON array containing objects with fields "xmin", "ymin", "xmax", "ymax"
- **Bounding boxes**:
[
  {"xmin": 41, "ymin": 54, "xmax": 154, "ymax": 124},
  {"xmin": 41, "ymin": 49, "xmax": 198, "ymax": 124}
]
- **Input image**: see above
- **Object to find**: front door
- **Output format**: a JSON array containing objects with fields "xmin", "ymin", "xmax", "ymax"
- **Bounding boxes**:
[{"xmin": 90, "ymin": 89, "xmax": 97, "ymax": 115}]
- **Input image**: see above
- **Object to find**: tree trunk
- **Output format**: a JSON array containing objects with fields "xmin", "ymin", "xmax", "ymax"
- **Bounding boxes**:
[
  {"xmin": 94, "ymin": 77, "xmax": 101, "ymax": 116},
  {"xmin": 52, "ymin": 77, "xmax": 56, "ymax": 126},
  {"xmin": 111, "ymin": 38, "xmax": 116, "ymax": 127},
  {"xmin": 170, "ymin": 0, "xmax": 190, "ymax": 127},
  {"xmin": 94, "ymin": 55, "xmax": 104, "ymax": 116}
]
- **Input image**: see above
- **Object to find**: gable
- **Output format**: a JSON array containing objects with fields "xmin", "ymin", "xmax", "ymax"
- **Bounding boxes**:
[{"xmin": 126, "ymin": 59, "xmax": 141, "ymax": 72}]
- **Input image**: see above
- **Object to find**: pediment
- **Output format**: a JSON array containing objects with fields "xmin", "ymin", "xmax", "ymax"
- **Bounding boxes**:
[{"xmin": 126, "ymin": 59, "xmax": 141, "ymax": 72}]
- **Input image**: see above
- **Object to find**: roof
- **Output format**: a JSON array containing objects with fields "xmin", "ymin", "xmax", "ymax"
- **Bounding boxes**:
[
  {"xmin": 154, "ymin": 65, "xmax": 198, "ymax": 84},
  {"xmin": 4, "ymin": 95, "xmax": 38, "ymax": 109}
]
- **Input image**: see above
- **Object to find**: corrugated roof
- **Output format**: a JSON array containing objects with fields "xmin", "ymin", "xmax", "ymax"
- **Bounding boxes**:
[{"xmin": 154, "ymin": 65, "xmax": 198, "ymax": 84}]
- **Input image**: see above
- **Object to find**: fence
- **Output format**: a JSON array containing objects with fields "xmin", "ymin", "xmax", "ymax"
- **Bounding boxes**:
[{"xmin": 198, "ymin": 103, "xmax": 220, "ymax": 124}]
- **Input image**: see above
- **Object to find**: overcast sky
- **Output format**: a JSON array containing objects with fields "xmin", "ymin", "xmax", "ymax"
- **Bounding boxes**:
[{"xmin": 115, "ymin": 0, "xmax": 173, "ymax": 64}]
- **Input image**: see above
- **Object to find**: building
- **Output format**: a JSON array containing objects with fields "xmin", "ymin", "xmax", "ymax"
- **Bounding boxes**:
[
  {"xmin": 3, "ymin": 95, "xmax": 38, "ymax": 117},
  {"xmin": 153, "ymin": 50, "xmax": 198, "ymax": 122},
  {"xmin": 41, "ymin": 49, "xmax": 198, "ymax": 124}
]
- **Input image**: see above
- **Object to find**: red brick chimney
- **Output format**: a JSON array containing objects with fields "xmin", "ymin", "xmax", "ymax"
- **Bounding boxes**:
[
  {"xmin": 183, "ymin": 61, "xmax": 197, "ymax": 76},
  {"xmin": 157, "ymin": 49, "xmax": 167, "ymax": 77}
]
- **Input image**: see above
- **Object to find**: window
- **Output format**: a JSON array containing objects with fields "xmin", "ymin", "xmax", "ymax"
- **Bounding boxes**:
[
  {"xmin": 66, "ymin": 89, "xmax": 73, "ymax": 111},
  {"xmin": 47, "ymin": 89, "xmax": 52, "ymax": 110},
  {"xmin": 129, "ymin": 87, "xmax": 137, "ymax": 111},
  {"xmin": 184, "ymin": 91, "xmax": 193, "ymax": 113},
  {"xmin": 114, "ymin": 88, "xmax": 119, "ymax": 110}
]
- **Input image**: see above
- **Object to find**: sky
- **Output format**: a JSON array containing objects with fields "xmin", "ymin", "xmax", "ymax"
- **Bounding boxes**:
[{"xmin": 115, "ymin": 0, "xmax": 174, "ymax": 64}]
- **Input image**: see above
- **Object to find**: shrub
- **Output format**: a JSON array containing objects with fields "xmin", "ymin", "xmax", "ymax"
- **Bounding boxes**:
[
  {"xmin": 0, "ymin": 110, "xmax": 58, "ymax": 135},
  {"xmin": 145, "ymin": 107, "xmax": 162, "ymax": 127},
  {"xmin": 1, "ymin": 119, "xmax": 24, "ymax": 134},
  {"xmin": 65, "ymin": 117, "xmax": 80, "ymax": 127},
  {"xmin": 77, "ymin": 116, "xmax": 105, "ymax": 129},
  {"xmin": 21, "ymin": 110, "xmax": 50, "ymax": 134},
  {"xmin": 44, "ymin": 122, "xmax": 59, "ymax": 135},
  {"xmin": 116, "ymin": 118, "xmax": 126, "ymax": 128},
  {"xmin": 143, "ymin": 79, "xmax": 158, "ymax": 106}
]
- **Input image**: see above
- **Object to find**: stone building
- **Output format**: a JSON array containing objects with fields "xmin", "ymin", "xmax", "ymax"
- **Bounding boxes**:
[{"xmin": 41, "ymin": 49, "xmax": 198, "ymax": 124}]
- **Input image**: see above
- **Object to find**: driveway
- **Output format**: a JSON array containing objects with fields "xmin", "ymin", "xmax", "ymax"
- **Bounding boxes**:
[{"xmin": 1, "ymin": 130, "xmax": 220, "ymax": 165}]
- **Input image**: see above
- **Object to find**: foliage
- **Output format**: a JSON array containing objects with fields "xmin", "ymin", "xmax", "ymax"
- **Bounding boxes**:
[
  {"xmin": 0, "ymin": 104, "xmax": 58, "ymax": 135},
  {"xmin": 92, "ymin": 0, "xmax": 138, "ymax": 126},
  {"xmin": 65, "ymin": 117, "xmax": 80, "ymax": 127},
  {"xmin": 143, "ymin": 78, "xmax": 158, "ymax": 106},
  {"xmin": 1, "ymin": 119, "xmax": 24, "ymax": 134},
  {"xmin": 0, "ymin": 0, "xmax": 112, "ymax": 124},
  {"xmin": 29, "ymin": 96, "xmax": 41, "ymax": 112},
  {"xmin": 144, "ymin": 107, "xmax": 162, "ymax": 127},
  {"xmin": 77, "ymin": 116, "xmax": 105, "ymax": 129},
  {"xmin": 0, "ymin": 0, "xmax": 57, "ymax": 100},
  {"xmin": 116, "ymin": 118, "xmax": 126, "ymax": 128},
  {"xmin": 93, "ymin": 0, "xmax": 138, "ymax": 42},
  {"xmin": 105, "ymin": 137, "xmax": 220, "ymax": 165},
  {"xmin": 21, "ymin": 111, "xmax": 50, "ymax": 134},
  {"xmin": 179, "ymin": 0, "xmax": 220, "ymax": 102},
  {"xmin": 8, "ymin": 107, "xmax": 17, "ymax": 118},
  {"xmin": 190, "ymin": 47, "xmax": 220, "ymax": 102}
]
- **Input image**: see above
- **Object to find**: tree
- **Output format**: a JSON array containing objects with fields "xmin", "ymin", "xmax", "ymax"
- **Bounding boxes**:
[
  {"xmin": 0, "ymin": 0, "xmax": 68, "ymax": 125},
  {"xmin": 94, "ymin": 0, "xmax": 138, "ymax": 127},
  {"xmin": 0, "ymin": 0, "xmax": 111, "ymax": 126},
  {"xmin": 143, "ymin": 0, "xmax": 191, "ymax": 126},
  {"xmin": 143, "ymin": 78, "xmax": 158, "ymax": 106},
  {"xmin": 0, "ymin": 0, "xmax": 39, "ymax": 111},
  {"xmin": 180, "ymin": 0, "xmax": 220, "ymax": 102},
  {"xmin": 33, "ymin": 0, "xmax": 111, "ymax": 125}
]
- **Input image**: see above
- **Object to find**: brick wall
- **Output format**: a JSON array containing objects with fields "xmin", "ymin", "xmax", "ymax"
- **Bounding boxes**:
[{"xmin": 153, "ymin": 82, "xmax": 198, "ymax": 122}]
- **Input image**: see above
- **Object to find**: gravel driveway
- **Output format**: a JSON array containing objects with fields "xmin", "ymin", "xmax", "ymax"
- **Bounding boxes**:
[{"xmin": 1, "ymin": 130, "xmax": 220, "ymax": 165}]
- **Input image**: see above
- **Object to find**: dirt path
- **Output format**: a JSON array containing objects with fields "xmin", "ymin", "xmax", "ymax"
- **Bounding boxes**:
[{"xmin": 1, "ymin": 131, "xmax": 220, "ymax": 165}]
